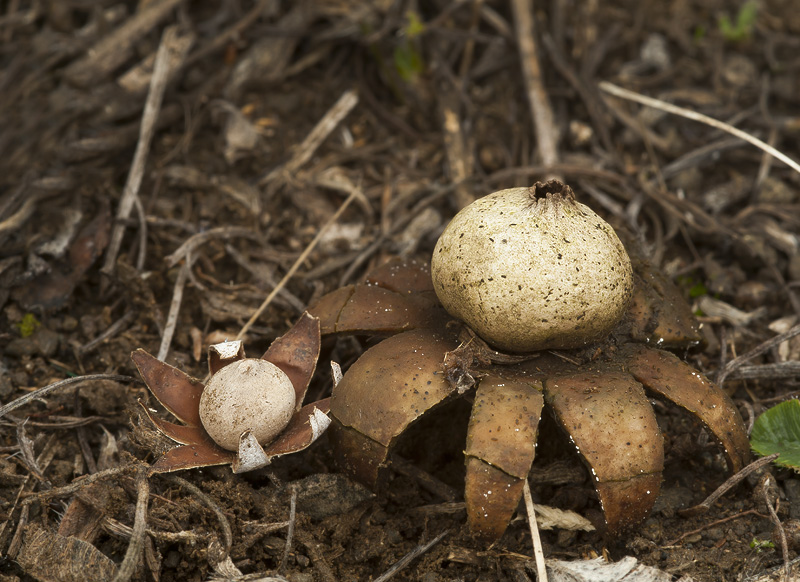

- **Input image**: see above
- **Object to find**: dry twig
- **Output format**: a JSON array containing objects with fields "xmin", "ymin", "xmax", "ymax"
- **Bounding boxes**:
[
  {"xmin": 101, "ymin": 26, "xmax": 194, "ymax": 278},
  {"xmin": 63, "ymin": 0, "xmax": 184, "ymax": 87},
  {"xmin": 372, "ymin": 530, "xmax": 450, "ymax": 582},
  {"xmin": 278, "ymin": 486, "xmax": 297, "ymax": 575},
  {"xmin": 259, "ymin": 89, "xmax": 359, "ymax": 187},
  {"xmin": 236, "ymin": 189, "xmax": 358, "ymax": 340},
  {"xmin": 17, "ymin": 462, "xmax": 141, "ymax": 547},
  {"xmin": 295, "ymin": 531, "xmax": 337, "ymax": 582},
  {"xmin": 679, "ymin": 453, "xmax": 779, "ymax": 518},
  {"xmin": 599, "ymin": 82, "xmax": 800, "ymax": 176},
  {"xmin": 158, "ymin": 260, "xmax": 189, "ymax": 362},
  {"xmin": 511, "ymin": 0, "xmax": 559, "ymax": 170},
  {"xmin": 112, "ymin": 466, "xmax": 149, "ymax": 582},
  {"xmin": 523, "ymin": 479, "xmax": 548, "ymax": 582},
  {"xmin": 165, "ymin": 474, "xmax": 233, "ymax": 555},
  {"xmin": 0, "ymin": 375, "xmax": 139, "ymax": 421},
  {"xmin": 666, "ymin": 508, "xmax": 765, "ymax": 547},
  {"xmin": 165, "ymin": 226, "xmax": 259, "ymax": 268},
  {"xmin": 761, "ymin": 475, "xmax": 790, "ymax": 580},
  {"xmin": 716, "ymin": 322, "xmax": 800, "ymax": 386}
]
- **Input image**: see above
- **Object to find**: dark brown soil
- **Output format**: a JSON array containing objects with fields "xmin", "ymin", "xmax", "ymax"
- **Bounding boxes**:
[{"xmin": 1, "ymin": 1, "xmax": 799, "ymax": 581}]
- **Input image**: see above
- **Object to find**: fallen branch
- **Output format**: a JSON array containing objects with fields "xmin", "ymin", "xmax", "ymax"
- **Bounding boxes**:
[
  {"xmin": 112, "ymin": 466, "xmax": 149, "ymax": 582},
  {"xmin": 523, "ymin": 479, "xmax": 548, "ymax": 582},
  {"xmin": 511, "ymin": 0, "xmax": 559, "ymax": 170},
  {"xmin": 101, "ymin": 26, "xmax": 194, "ymax": 278},
  {"xmin": 599, "ymin": 81, "xmax": 800, "ymax": 176}
]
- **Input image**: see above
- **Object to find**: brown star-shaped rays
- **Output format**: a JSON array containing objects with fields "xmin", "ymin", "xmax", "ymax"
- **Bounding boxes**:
[{"xmin": 133, "ymin": 312, "xmax": 331, "ymax": 473}]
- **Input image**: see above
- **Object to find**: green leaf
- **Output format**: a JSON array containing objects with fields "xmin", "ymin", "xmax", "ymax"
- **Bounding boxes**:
[
  {"xmin": 718, "ymin": 0, "xmax": 758, "ymax": 42},
  {"xmin": 404, "ymin": 10, "xmax": 425, "ymax": 39},
  {"xmin": 16, "ymin": 313, "xmax": 40, "ymax": 338},
  {"xmin": 737, "ymin": 1, "xmax": 758, "ymax": 31},
  {"xmin": 688, "ymin": 281, "xmax": 708, "ymax": 299},
  {"xmin": 750, "ymin": 399, "xmax": 800, "ymax": 470},
  {"xmin": 749, "ymin": 537, "xmax": 775, "ymax": 551},
  {"xmin": 393, "ymin": 43, "xmax": 423, "ymax": 81},
  {"xmin": 393, "ymin": 11, "xmax": 425, "ymax": 82},
  {"xmin": 693, "ymin": 25, "xmax": 706, "ymax": 42}
]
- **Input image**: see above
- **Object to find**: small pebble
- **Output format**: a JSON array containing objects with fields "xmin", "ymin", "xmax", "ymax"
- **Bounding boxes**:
[
  {"xmin": 639, "ymin": 518, "xmax": 663, "ymax": 543},
  {"xmin": 776, "ymin": 519, "xmax": 800, "ymax": 551},
  {"xmin": 0, "ymin": 362, "xmax": 14, "ymax": 399},
  {"xmin": 295, "ymin": 554, "xmax": 310, "ymax": 568},
  {"xmin": 683, "ymin": 533, "xmax": 702, "ymax": 544},
  {"xmin": 385, "ymin": 527, "xmax": 403, "ymax": 545},
  {"xmin": 4, "ymin": 328, "xmax": 60, "ymax": 357},
  {"xmin": 704, "ymin": 527, "xmax": 724, "ymax": 542},
  {"xmin": 784, "ymin": 479, "xmax": 800, "ymax": 520},
  {"xmin": 288, "ymin": 473, "xmax": 373, "ymax": 520},
  {"xmin": 789, "ymin": 255, "xmax": 800, "ymax": 282},
  {"xmin": 734, "ymin": 281, "xmax": 769, "ymax": 308}
]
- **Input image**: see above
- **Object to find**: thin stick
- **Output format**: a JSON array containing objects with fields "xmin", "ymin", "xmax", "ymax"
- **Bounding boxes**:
[
  {"xmin": 599, "ymin": 81, "xmax": 800, "ymax": 176},
  {"xmin": 391, "ymin": 454, "xmax": 459, "ymax": 502},
  {"xmin": 259, "ymin": 89, "xmax": 359, "ymax": 186},
  {"xmin": 236, "ymin": 190, "xmax": 357, "ymax": 340},
  {"xmin": 165, "ymin": 475, "xmax": 233, "ymax": 555},
  {"xmin": 665, "ymin": 508, "xmax": 765, "ymax": 546},
  {"xmin": 157, "ymin": 260, "xmax": 189, "ymax": 361},
  {"xmin": 74, "ymin": 389, "xmax": 98, "ymax": 474},
  {"xmin": 729, "ymin": 361, "xmax": 800, "ymax": 381},
  {"xmin": 0, "ymin": 375, "xmax": 139, "ymax": 421},
  {"xmin": 183, "ymin": 0, "xmax": 272, "ymax": 70},
  {"xmin": 372, "ymin": 530, "xmax": 449, "ymax": 582},
  {"xmin": 762, "ymin": 476, "xmax": 790, "ymax": 579},
  {"xmin": 164, "ymin": 226, "xmax": 258, "ymax": 268},
  {"xmin": 523, "ymin": 479, "xmax": 548, "ymax": 582},
  {"xmin": 295, "ymin": 531, "xmax": 337, "ymax": 582},
  {"xmin": 112, "ymin": 466, "xmax": 150, "ymax": 582},
  {"xmin": 278, "ymin": 486, "xmax": 297, "ymax": 574},
  {"xmin": 716, "ymin": 322, "xmax": 800, "ymax": 386},
  {"xmin": 679, "ymin": 453, "xmax": 779, "ymax": 518},
  {"xmin": 511, "ymin": 0, "xmax": 559, "ymax": 169},
  {"xmin": 5, "ymin": 504, "xmax": 29, "ymax": 560},
  {"xmin": 102, "ymin": 26, "xmax": 194, "ymax": 277},
  {"xmin": 6, "ymin": 437, "xmax": 57, "ymax": 559},
  {"xmin": 104, "ymin": 517, "xmax": 206, "ymax": 544},
  {"xmin": 78, "ymin": 310, "xmax": 137, "ymax": 356},
  {"xmin": 64, "ymin": 0, "xmax": 184, "ymax": 87},
  {"xmin": 20, "ymin": 465, "xmax": 139, "ymax": 506}
]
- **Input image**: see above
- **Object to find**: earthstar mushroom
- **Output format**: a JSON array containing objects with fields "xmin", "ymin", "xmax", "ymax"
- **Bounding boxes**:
[
  {"xmin": 134, "ymin": 312, "xmax": 331, "ymax": 473},
  {"xmin": 307, "ymin": 183, "xmax": 750, "ymax": 543}
]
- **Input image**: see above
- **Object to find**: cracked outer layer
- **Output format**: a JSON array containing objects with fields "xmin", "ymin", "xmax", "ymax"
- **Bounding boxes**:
[
  {"xmin": 465, "ymin": 373, "xmax": 544, "ymax": 542},
  {"xmin": 318, "ymin": 252, "xmax": 752, "ymax": 544},
  {"xmin": 307, "ymin": 258, "xmax": 448, "ymax": 336},
  {"xmin": 329, "ymin": 328, "xmax": 459, "ymax": 485},
  {"xmin": 544, "ymin": 366, "xmax": 664, "ymax": 534},
  {"xmin": 620, "ymin": 343, "xmax": 750, "ymax": 473}
]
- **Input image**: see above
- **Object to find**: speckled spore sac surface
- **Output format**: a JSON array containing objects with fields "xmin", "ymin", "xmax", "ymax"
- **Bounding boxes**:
[
  {"xmin": 431, "ymin": 183, "xmax": 633, "ymax": 352},
  {"xmin": 199, "ymin": 359, "xmax": 296, "ymax": 451}
]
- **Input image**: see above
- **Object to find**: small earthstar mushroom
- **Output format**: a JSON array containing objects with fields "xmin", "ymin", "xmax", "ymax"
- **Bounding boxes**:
[{"xmin": 133, "ymin": 312, "xmax": 332, "ymax": 473}]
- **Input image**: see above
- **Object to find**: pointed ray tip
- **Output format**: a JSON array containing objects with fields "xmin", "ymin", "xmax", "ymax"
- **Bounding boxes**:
[
  {"xmin": 310, "ymin": 407, "xmax": 332, "ymax": 440},
  {"xmin": 209, "ymin": 340, "xmax": 244, "ymax": 360}
]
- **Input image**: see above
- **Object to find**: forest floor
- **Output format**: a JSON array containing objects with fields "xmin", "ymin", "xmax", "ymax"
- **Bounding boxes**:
[{"xmin": 1, "ymin": 1, "xmax": 799, "ymax": 581}]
